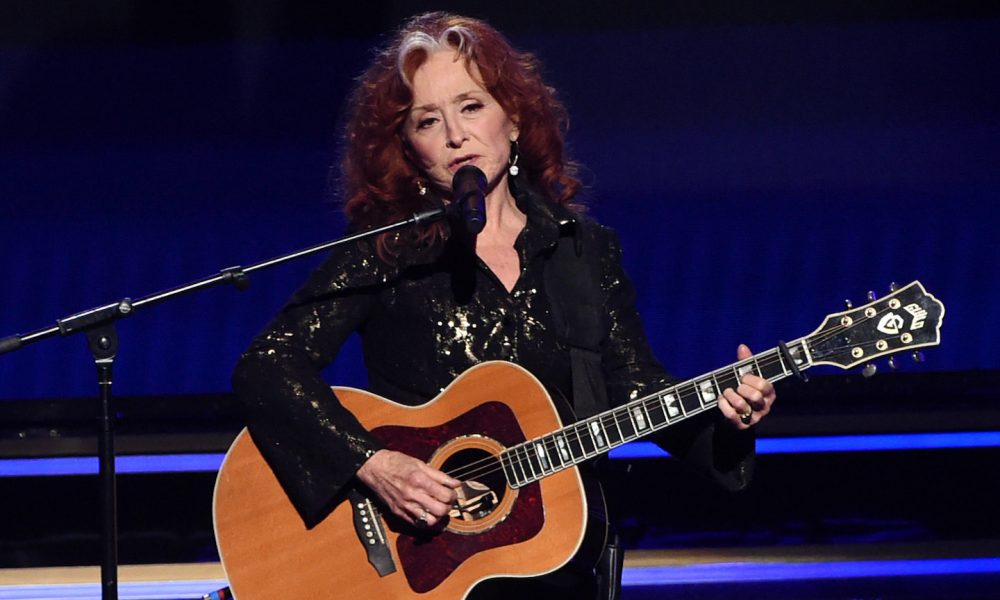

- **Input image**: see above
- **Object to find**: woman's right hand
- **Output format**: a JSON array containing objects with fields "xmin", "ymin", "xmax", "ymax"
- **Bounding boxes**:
[{"xmin": 356, "ymin": 449, "xmax": 460, "ymax": 528}]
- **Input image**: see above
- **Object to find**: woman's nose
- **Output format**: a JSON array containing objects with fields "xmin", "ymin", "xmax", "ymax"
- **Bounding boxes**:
[{"xmin": 445, "ymin": 119, "xmax": 467, "ymax": 148}]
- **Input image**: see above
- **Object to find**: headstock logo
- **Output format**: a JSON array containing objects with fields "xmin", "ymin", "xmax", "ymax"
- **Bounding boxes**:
[
  {"xmin": 877, "ymin": 313, "xmax": 905, "ymax": 335},
  {"xmin": 904, "ymin": 303, "xmax": 927, "ymax": 329}
]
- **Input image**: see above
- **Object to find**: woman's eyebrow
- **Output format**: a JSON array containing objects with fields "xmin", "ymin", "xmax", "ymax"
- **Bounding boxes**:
[{"xmin": 411, "ymin": 90, "xmax": 483, "ymax": 113}]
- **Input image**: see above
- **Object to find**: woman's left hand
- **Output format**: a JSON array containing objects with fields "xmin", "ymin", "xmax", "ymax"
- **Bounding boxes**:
[{"xmin": 718, "ymin": 344, "xmax": 777, "ymax": 429}]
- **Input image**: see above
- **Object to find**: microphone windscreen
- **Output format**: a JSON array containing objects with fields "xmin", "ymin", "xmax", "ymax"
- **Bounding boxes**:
[{"xmin": 452, "ymin": 165, "xmax": 487, "ymax": 235}]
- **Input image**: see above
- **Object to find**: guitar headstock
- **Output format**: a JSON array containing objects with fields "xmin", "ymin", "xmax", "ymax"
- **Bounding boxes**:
[{"xmin": 806, "ymin": 281, "xmax": 944, "ymax": 370}]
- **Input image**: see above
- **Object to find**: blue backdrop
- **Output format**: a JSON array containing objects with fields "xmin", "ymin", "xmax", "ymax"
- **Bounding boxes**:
[{"xmin": 2, "ymin": 12, "xmax": 998, "ymax": 400}]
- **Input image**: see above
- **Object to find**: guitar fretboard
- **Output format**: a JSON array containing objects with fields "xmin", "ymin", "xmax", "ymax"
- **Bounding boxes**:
[{"xmin": 499, "ymin": 339, "xmax": 811, "ymax": 488}]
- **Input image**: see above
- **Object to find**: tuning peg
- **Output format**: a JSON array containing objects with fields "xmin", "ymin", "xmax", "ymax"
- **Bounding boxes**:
[
  {"xmin": 888, "ymin": 356, "xmax": 898, "ymax": 370},
  {"xmin": 867, "ymin": 290, "xmax": 877, "ymax": 302},
  {"xmin": 862, "ymin": 363, "xmax": 877, "ymax": 378},
  {"xmin": 912, "ymin": 351, "xmax": 925, "ymax": 363},
  {"xmin": 844, "ymin": 299, "xmax": 854, "ymax": 309},
  {"xmin": 890, "ymin": 282, "xmax": 899, "ymax": 292}
]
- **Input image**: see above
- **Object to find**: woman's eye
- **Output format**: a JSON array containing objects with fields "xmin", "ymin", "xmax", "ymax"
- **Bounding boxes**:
[
  {"xmin": 462, "ymin": 102, "xmax": 484, "ymax": 113},
  {"xmin": 416, "ymin": 117, "xmax": 437, "ymax": 130}
]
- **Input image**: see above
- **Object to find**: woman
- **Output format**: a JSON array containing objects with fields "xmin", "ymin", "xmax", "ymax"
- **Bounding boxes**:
[{"xmin": 233, "ymin": 11, "xmax": 776, "ymax": 599}]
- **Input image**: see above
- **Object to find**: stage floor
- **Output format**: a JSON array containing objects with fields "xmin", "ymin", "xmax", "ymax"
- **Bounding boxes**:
[{"xmin": 3, "ymin": 541, "xmax": 999, "ymax": 599}]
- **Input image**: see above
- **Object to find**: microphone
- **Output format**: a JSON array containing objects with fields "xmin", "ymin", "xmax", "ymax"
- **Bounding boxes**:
[{"xmin": 452, "ymin": 165, "xmax": 487, "ymax": 235}]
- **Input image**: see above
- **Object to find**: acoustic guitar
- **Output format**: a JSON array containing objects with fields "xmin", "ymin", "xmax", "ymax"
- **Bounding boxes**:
[{"xmin": 214, "ymin": 280, "xmax": 944, "ymax": 599}]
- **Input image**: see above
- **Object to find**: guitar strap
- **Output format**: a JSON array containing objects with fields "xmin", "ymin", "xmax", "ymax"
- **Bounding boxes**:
[{"xmin": 544, "ymin": 217, "xmax": 610, "ymax": 419}]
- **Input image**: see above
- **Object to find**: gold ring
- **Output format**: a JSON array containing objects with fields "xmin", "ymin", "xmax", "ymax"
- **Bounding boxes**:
[{"xmin": 739, "ymin": 409, "xmax": 753, "ymax": 425}]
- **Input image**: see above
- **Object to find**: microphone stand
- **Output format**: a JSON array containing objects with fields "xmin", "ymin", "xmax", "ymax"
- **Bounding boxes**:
[{"xmin": 0, "ymin": 206, "xmax": 447, "ymax": 600}]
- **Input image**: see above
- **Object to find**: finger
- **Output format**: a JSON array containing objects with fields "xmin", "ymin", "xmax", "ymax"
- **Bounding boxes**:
[
  {"xmin": 717, "ymin": 394, "xmax": 753, "ymax": 429},
  {"xmin": 738, "ymin": 374, "xmax": 775, "ymax": 409},
  {"xmin": 412, "ymin": 491, "xmax": 452, "ymax": 519},
  {"xmin": 717, "ymin": 396, "xmax": 738, "ymax": 421},
  {"xmin": 737, "ymin": 343, "xmax": 753, "ymax": 361},
  {"xmin": 736, "ymin": 382, "xmax": 766, "ymax": 411},
  {"xmin": 723, "ymin": 387, "xmax": 753, "ymax": 416},
  {"xmin": 424, "ymin": 480, "xmax": 458, "ymax": 506},
  {"xmin": 740, "ymin": 373, "xmax": 775, "ymax": 395},
  {"xmin": 408, "ymin": 502, "xmax": 431, "ymax": 526},
  {"xmin": 402, "ymin": 466, "xmax": 442, "ymax": 496},
  {"xmin": 422, "ymin": 464, "xmax": 461, "ymax": 494},
  {"xmin": 390, "ymin": 501, "xmax": 420, "ymax": 525},
  {"xmin": 408, "ymin": 465, "xmax": 457, "ymax": 505}
]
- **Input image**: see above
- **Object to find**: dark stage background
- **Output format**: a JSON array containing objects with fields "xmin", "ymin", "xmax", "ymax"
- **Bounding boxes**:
[
  {"xmin": 3, "ymin": 4, "xmax": 1000, "ymax": 594},
  {"xmin": 2, "ymin": 2, "xmax": 998, "ymax": 401}
]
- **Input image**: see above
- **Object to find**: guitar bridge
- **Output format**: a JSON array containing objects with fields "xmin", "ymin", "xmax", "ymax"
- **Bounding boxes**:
[{"xmin": 348, "ymin": 490, "xmax": 396, "ymax": 577}]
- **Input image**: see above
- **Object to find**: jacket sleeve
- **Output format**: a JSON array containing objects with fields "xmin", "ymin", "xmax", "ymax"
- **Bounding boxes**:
[
  {"xmin": 231, "ymin": 244, "xmax": 387, "ymax": 528},
  {"xmin": 595, "ymin": 225, "xmax": 755, "ymax": 491}
]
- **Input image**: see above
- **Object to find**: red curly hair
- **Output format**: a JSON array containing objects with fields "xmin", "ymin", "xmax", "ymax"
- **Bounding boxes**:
[{"xmin": 340, "ymin": 12, "xmax": 581, "ymax": 262}]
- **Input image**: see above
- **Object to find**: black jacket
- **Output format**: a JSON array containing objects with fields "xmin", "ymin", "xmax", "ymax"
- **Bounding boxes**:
[{"xmin": 232, "ymin": 188, "xmax": 754, "ymax": 528}]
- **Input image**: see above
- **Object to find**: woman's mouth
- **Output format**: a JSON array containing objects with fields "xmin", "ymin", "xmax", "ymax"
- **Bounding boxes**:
[{"xmin": 449, "ymin": 155, "xmax": 478, "ymax": 170}]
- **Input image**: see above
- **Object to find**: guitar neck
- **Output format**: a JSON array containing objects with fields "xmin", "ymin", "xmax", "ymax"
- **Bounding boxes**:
[{"xmin": 499, "ymin": 338, "xmax": 812, "ymax": 488}]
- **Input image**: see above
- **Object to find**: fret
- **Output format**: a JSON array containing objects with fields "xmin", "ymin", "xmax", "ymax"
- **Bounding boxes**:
[
  {"xmin": 508, "ymin": 448, "xmax": 527, "ymax": 486},
  {"xmin": 772, "ymin": 348, "xmax": 788, "ymax": 379},
  {"xmin": 696, "ymin": 378, "xmax": 719, "ymax": 408},
  {"xmin": 501, "ymin": 452, "xmax": 520, "ymax": 487},
  {"xmin": 522, "ymin": 445, "xmax": 537, "ymax": 481},
  {"xmin": 510, "ymin": 444, "xmax": 531, "ymax": 482},
  {"xmin": 554, "ymin": 433, "xmax": 573, "ymax": 464},
  {"xmin": 545, "ymin": 437, "xmax": 561, "ymax": 469},
  {"xmin": 631, "ymin": 404, "xmax": 650, "ymax": 433},
  {"xmin": 715, "ymin": 369, "xmax": 740, "ymax": 395},
  {"xmin": 577, "ymin": 423, "xmax": 597, "ymax": 456},
  {"xmin": 522, "ymin": 442, "xmax": 542, "ymax": 480},
  {"xmin": 533, "ymin": 440, "xmax": 552, "ymax": 473},
  {"xmin": 547, "ymin": 436, "xmax": 562, "ymax": 468},
  {"xmin": 616, "ymin": 407, "xmax": 637, "ymax": 441},
  {"xmin": 566, "ymin": 425, "xmax": 587, "ymax": 460},
  {"xmin": 679, "ymin": 385, "xmax": 701, "ymax": 414},
  {"xmin": 544, "ymin": 435, "xmax": 564, "ymax": 469},
  {"xmin": 662, "ymin": 392, "xmax": 683, "ymax": 420},
  {"xmin": 759, "ymin": 351, "xmax": 787, "ymax": 380},
  {"xmin": 589, "ymin": 419, "xmax": 608, "ymax": 449},
  {"xmin": 646, "ymin": 395, "xmax": 669, "ymax": 428},
  {"xmin": 604, "ymin": 412, "xmax": 625, "ymax": 446},
  {"xmin": 736, "ymin": 361, "xmax": 755, "ymax": 380}
]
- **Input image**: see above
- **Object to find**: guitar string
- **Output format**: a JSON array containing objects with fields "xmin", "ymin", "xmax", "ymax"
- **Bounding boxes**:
[
  {"xmin": 440, "ymin": 300, "xmax": 925, "ymax": 484},
  {"xmin": 443, "ymin": 332, "xmax": 893, "ymax": 484},
  {"xmin": 441, "ymin": 348, "xmax": 795, "ymax": 483},
  {"xmin": 444, "ymin": 328, "xmax": 831, "ymax": 483},
  {"xmin": 443, "ymin": 327, "xmax": 902, "ymax": 484}
]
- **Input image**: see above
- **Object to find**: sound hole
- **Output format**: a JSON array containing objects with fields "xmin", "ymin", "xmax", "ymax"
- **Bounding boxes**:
[{"xmin": 442, "ymin": 448, "xmax": 508, "ymax": 523}]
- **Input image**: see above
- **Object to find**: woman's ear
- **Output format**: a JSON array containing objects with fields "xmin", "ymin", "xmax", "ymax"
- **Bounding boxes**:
[{"xmin": 505, "ymin": 109, "xmax": 520, "ymax": 142}]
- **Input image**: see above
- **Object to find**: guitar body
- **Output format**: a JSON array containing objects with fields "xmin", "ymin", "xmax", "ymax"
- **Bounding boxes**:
[{"xmin": 214, "ymin": 361, "xmax": 600, "ymax": 599}]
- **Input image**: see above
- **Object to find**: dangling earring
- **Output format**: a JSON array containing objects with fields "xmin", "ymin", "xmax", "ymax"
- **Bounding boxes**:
[
  {"xmin": 416, "ymin": 179, "xmax": 428, "ymax": 196},
  {"xmin": 508, "ymin": 140, "xmax": 520, "ymax": 177}
]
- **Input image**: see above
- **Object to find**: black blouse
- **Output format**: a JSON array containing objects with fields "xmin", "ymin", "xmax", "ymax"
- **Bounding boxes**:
[{"xmin": 232, "ymin": 190, "xmax": 754, "ymax": 528}]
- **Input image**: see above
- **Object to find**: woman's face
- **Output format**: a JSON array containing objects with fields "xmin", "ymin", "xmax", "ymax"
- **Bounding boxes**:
[{"xmin": 403, "ymin": 50, "xmax": 518, "ymax": 196}]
